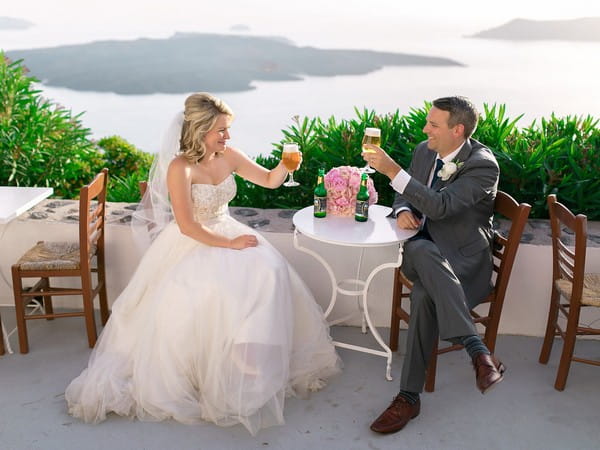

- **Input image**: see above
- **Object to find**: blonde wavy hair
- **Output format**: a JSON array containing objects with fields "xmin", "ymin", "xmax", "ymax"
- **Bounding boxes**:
[{"xmin": 180, "ymin": 93, "xmax": 233, "ymax": 164}]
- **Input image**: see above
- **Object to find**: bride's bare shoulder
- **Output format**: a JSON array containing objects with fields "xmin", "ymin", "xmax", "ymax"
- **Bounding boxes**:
[
  {"xmin": 169, "ymin": 154, "xmax": 191, "ymax": 169},
  {"xmin": 224, "ymin": 146, "xmax": 252, "ymax": 163},
  {"xmin": 168, "ymin": 155, "xmax": 194, "ymax": 178}
]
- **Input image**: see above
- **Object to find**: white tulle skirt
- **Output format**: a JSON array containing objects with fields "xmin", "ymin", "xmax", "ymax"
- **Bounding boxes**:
[{"xmin": 65, "ymin": 215, "xmax": 341, "ymax": 435}]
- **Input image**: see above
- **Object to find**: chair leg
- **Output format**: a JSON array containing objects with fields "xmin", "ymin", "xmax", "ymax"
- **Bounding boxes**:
[
  {"xmin": 484, "ymin": 334, "xmax": 498, "ymax": 355},
  {"xmin": 389, "ymin": 268, "xmax": 402, "ymax": 351},
  {"xmin": 539, "ymin": 287, "xmax": 560, "ymax": 364},
  {"xmin": 424, "ymin": 340, "xmax": 439, "ymax": 393},
  {"xmin": 99, "ymin": 279, "xmax": 110, "ymax": 326},
  {"xmin": 81, "ymin": 276, "xmax": 98, "ymax": 348},
  {"xmin": 11, "ymin": 267, "xmax": 29, "ymax": 354},
  {"xmin": 554, "ymin": 305, "xmax": 580, "ymax": 391},
  {"xmin": 0, "ymin": 313, "xmax": 5, "ymax": 355},
  {"xmin": 40, "ymin": 278, "xmax": 55, "ymax": 320},
  {"xmin": 96, "ymin": 251, "xmax": 110, "ymax": 326},
  {"xmin": 483, "ymin": 310, "xmax": 500, "ymax": 355}
]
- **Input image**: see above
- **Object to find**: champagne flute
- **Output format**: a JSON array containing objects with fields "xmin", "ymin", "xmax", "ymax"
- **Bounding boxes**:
[
  {"xmin": 361, "ymin": 127, "xmax": 381, "ymax": 174},
  {"xmin": 282, "ymin": 143, "xmax": 301, "ymax": 187}
]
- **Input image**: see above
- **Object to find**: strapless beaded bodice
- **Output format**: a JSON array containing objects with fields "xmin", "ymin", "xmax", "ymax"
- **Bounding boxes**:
[{"xmin": 191, "ymin": 175, "xmax": 237, "ymax": 222}]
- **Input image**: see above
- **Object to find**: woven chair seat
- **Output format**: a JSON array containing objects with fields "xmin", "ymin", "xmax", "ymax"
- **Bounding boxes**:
[
  {"xmin": 555, "ymin": 274, "xmax": 600, "ymax": 307},
  {"xmin": 16, "ymin": 241, "xmax": 96, "ymax": 271}
]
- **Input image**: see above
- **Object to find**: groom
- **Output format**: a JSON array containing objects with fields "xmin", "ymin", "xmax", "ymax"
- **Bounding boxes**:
[{"xmin": 362, "ymin": 96, "xmax": 504, "ymax": 433}]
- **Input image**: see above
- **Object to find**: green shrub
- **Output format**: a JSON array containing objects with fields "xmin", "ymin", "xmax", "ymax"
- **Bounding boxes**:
[
  {"xmin": 232, "ymin": 109, "xmax": 427, "ymax": 209},
  {"xmin": 472, "ymin": 105, "xmax": 600, "ymax": 218},
  {"xmin": 233, "ymin": 105, "xmax": 599, "ymax": 220},
  {"xmin": 95, "ymin": 136, "xmax": 154, "ymax": 202},
  {"xmin": 0, "ymin": 52, "xmax": 101, "ymax": 197},
  {"xmin": 96, "ymin": 135, "xmax": 154, "ymax": 175},
  {"xmin": 107, "ymin": 172, "xmax": 148, "ymax": 203},
  {"xmin": 0, "ymin": 54, "xmax": 156, "ymax": 201}
]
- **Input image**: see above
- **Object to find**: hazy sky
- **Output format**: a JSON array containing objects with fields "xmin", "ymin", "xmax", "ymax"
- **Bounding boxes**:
[
  {"xmin": 3, "ymin": 1, "xmax": 599, "ymax": 153},
  {"xmin": 4, "ymin": 0, "xmax": 600, "ymax": 32}
]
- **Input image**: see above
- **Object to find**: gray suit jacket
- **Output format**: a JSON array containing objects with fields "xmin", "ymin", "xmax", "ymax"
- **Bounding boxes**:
[{"xmin": 392, "ymin": 138, "xmax": 499, "ymax": 307}]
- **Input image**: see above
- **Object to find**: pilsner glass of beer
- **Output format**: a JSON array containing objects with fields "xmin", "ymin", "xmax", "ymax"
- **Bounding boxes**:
[
  {"xmin": 361, "ymin": 127, "xmax": 381, "ymax": 174},
  {"xmin": 282, "ymin": 143, "xmax": 301, "ymax": 187}
]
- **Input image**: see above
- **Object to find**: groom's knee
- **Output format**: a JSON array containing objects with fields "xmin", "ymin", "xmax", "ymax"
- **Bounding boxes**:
[
  {"xmin": 408, "ymin": 285, "xmax": 435, "ymax": 319},
  {"xmin": 402, "ymin": 239, "xmax": 441, "ymax": 277}
]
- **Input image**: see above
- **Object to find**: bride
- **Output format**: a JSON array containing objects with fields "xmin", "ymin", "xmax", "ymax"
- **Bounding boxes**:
[{"xmin": 65, "ymin": 92, "xmax": 341, "ymax": 435}]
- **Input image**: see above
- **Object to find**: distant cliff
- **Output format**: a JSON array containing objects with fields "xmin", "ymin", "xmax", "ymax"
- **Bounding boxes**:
[
  {"xmin": 471, "ymin": 17, "xmax": 600, "ymax": 41},
  {"xmin": 6, "ymin": 32, "xmax": 463, "ymax": 95},
  {"xmin": 0, "ymin": 16, "xmax": 34, "ymax": 30}
]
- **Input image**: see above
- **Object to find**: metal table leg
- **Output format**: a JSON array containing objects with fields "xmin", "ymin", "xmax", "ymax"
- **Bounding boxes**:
[{"xmin": 293, "ymin": 229, "xmax": 404, "ymax": 380}]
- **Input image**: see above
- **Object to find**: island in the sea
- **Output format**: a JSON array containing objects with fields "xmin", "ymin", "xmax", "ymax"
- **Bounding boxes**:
[
  {"xmin": 6, "ymin": 32, "xmax": 463, "ymax": 95},
  {"xmin": 470, "ymin": 17, "xmax": 600, "ymax": 41},
  {"xmin": 0, "ymin": 16, "xmax": 34, "ymax": 30}
]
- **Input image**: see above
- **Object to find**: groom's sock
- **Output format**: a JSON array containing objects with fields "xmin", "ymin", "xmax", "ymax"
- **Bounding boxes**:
[
  {"xmin": 398, "ymin": 390, "xmax": 419, "ymax": 405},
  {"xmin": 460, "ymin": 334, "xmax": 490, "ymax": 359}
]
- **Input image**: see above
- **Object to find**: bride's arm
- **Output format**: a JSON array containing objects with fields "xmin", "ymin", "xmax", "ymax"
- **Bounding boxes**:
[
  {"xmin": 227, "ymin": 146, "xmax": 290, "ymax": 188},
  {"xmin": 167, "ymin": 157, "xmax": 258, "ymax": 250}
]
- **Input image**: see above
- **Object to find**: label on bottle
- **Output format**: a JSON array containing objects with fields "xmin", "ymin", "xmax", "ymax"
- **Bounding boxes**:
[
  {"xmin": 355, "ymin": 200, "xmax": 369, "ymax": 220},
  {"xmin": 314, "ymin": 197, "xmax": 327, "ymax": 217}
]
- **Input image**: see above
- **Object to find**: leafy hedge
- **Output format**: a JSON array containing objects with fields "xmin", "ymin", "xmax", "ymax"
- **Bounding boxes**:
[
  {"xmin": 234, "ymin": 106, "xmax": 600, "ymax": 220},
  {"xmin": 1, "ymin": 53, "xmax": 153, "ymax": 201},
  {"xmin": 2, "ymin": 53, "xmax": 598, "ymax": 219},
  {"xmin": 95, "ymin": 135, "xmax": 153, "ymax": 202},
  {"xmin": 1, "ymin": 54, "xmax": 101, "ymax": 197}
]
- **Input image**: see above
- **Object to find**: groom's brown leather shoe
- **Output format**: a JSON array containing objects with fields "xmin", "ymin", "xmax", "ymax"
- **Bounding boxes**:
[
  {"xmin": 473, "ymin": 353, "xmax": 505, "ymax": 394},
  {"xmin": 370, "ymin": 394, "xmax": 420, "ymax": 434}
]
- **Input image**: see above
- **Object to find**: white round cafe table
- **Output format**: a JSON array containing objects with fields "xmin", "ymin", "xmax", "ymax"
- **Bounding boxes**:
[
  {"xmin": 0, "ymin": 186, "xmax": 54, "ymax": 354},
  {"xmin": 292, "ymin": 205, "xmax": 416, "ymax": 380}
]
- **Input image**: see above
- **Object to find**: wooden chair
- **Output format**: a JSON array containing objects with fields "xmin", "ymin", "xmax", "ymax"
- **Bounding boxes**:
[
  {"xmin": 0, "ymin": 313, "xmax": 5, "ymax": 355},
  {"xmin": 139, "ymin": 180, "xmax": 148, "ymax": 198},
  {"xmin": 11, "ymin": 169, "xmax": 110, "ymax": 353},
  {"xmin": 538, "ymin": 194, "xmax": 600, "ymax": 390},
  {"xmin": 389, "ymin": 190, "xmax": 531, "ymax": 392}
]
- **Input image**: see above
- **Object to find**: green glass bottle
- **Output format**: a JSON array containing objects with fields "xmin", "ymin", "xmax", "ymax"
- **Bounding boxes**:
[
  {"xmin": 355, "ymin": 173, "xmax": 370, "ymax": 222},
  {"xmin": 313, "ymin": 168, "xmax": 327, "ymax": 218}
]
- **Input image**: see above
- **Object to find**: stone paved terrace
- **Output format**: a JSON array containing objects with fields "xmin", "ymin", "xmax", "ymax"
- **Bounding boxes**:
[
  {"xmin": 2, "ymin": 200, "xmax": 600, "ymax": 449},
  {"xmin": 1, "ymin": 313, "xmax": 599, "ymax": 450}
]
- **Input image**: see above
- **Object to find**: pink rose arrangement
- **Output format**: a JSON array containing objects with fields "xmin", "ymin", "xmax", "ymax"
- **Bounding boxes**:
[{"xmin": 324, "ymin": 166, "xmax": 378, "ymax": 216}]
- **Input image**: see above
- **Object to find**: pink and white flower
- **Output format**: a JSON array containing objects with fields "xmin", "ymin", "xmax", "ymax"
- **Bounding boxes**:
[{"xmin": 324, "ymin": 166, "xmax": 378, "ymax": 216}]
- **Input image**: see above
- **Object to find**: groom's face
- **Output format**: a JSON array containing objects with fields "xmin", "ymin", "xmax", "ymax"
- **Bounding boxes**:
[{"xmin": 423, "ymin": 107, "xmax": 464, "ymax": 157}]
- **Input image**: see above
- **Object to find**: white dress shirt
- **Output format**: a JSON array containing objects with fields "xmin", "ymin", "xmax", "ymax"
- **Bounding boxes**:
[{"xmin": 390, "ymin": 141, "xmax": 465, "ymax": 218}]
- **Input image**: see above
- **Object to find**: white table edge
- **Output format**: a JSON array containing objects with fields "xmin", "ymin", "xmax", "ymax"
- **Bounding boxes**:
[{"xmin": 0, "ymin": 187, "xmax": 54, "ymax": 224}]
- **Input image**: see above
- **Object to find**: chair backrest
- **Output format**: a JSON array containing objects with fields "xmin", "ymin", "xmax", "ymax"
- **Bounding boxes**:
[
  {"xmin": 483, "ymin": 191, "xmax": 531, "ymax": 340},
  {"xmin": 139, "ymin": 180, "xmax": 148, "ymax": 198},
  {"xmin": 78, "ymin": 169, "xmax": 109, "ymax": 272},
  {"xmin": 547, "ymin": 194, "xmax": 588, "ymax": 304},
  {"xmin": 490, "ymin": 191, "xmax": 532, "ymax": 297}
]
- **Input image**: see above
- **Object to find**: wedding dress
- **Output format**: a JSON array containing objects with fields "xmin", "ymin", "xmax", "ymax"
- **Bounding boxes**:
[{"xmin": 65, "ymin": 175, "xmax": 341, "ymax": 435}]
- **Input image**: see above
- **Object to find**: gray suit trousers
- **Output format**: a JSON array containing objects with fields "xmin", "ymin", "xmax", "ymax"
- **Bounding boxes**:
[{"xmin": 400, "ymin": 238, "xmax": 477, "ymax": 393}]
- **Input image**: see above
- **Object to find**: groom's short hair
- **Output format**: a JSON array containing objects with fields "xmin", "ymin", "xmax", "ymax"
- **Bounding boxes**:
[{"xmin": 433, "ymin": 96, "xmax": 479, "ymax": 138}]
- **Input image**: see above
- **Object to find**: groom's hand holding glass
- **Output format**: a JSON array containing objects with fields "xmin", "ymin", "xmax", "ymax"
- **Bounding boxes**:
[
  {"xmin": 361, "ymin": 143, "xmax": 402, "ymax": 180},
  {"xmin": 361, "ymin": 145, "xmax": 421, "ymax": 230}
]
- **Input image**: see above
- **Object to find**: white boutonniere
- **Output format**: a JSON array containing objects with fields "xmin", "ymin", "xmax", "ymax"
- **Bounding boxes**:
[{"xmin": 438, "ymin": 160, "xmax": 464, "ymax": 181}]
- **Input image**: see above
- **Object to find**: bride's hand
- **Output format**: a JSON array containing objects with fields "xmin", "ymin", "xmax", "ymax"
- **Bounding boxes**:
[{"xmin": 229, "ymin": 234, "xmax": 259, "ymax": 249}]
